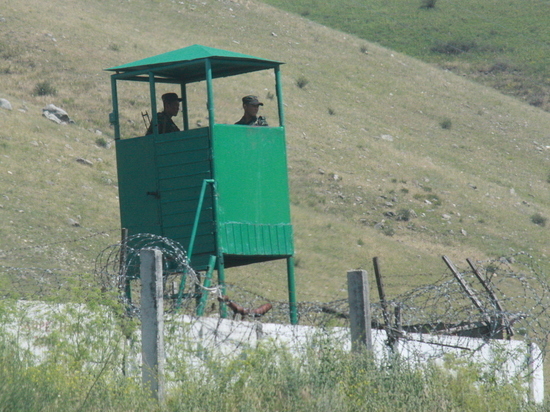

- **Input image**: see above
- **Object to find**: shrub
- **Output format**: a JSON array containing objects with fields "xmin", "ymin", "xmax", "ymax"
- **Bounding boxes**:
[
  {"xmin": 383, "ymin": 225, "xmax": 395, "ymax": 236},
  {"xmin": 531, "ymin": 213, "xmax": 546, "ymax": 227},
  {"xmin": 296, "ymin": 76, "xmax": 309, "ymax": 89},
  {"xmin": 420, "ymin": 0, "xmax": 437, "ymax": 9},
  {"xmin": 431, "ymin": 40, "xmax": 477, "ymax": 55},
  {"xmin": 95, "ymin": 137, "xmax": 108, "ymax": 148},
  {"xmin": 440, "ymin": 118, "xmax": 452, "ymax": 129},
  {"xmin": 396, "ymin": 208, "xmax": 412, "ymax": 221},
  {"xmin": 488, "ymin": 59, "xmax": 514, "ymax": 74},
  {"xmin": 328, "ymin": 107, "xmax": 336, "ymax": 115},
  {"xmin": 34, "ymin": 81, "xmax": 57, "ymax": 96}
]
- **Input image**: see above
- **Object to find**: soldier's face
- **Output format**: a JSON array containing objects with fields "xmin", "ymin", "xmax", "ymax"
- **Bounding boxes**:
[
  {"xmin": 244, "ymin": 103, "xmax": 260, "ymax": 117},
  {"xmin": 165, "ymin": 100, "xmax": 180, "ymax": 117}
]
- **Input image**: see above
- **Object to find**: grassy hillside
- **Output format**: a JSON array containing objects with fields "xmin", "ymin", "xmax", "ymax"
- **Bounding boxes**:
[
  {"xmin": 259, "ymin": 0, "xmax": 550, "ymax": 112},
  {"xmin": 1, "ymin": 0, "xmax": 550, "ymax": 305}
]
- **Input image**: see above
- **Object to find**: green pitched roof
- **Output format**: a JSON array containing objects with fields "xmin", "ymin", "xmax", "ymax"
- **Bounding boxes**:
[{"xmin": 106, "ymin": 44, "xmax": 283, "ymax": 83}]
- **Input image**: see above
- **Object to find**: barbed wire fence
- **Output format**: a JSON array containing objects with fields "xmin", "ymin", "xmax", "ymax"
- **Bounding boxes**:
[{"xmin": 1, "ymin": 231, "xmax": 549, "ymax": 379}]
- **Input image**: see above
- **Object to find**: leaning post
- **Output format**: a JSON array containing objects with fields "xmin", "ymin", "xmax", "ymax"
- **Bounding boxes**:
[
  {"xmin": 347, "ymin": 269, "xmax": 373, "ymax": 353},
  {"xmin": 140, "ymin": 248, "xmax": 165, "ymax": 405}
]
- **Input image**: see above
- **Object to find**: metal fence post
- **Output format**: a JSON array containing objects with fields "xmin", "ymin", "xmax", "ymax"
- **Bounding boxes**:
[
  {"xmin": 347, "ymin": 269, "xmax": 373, "ymax": 352},
  {"xmin": 140, "ymin": 248, "xmax": 165, "ymax": 404}
]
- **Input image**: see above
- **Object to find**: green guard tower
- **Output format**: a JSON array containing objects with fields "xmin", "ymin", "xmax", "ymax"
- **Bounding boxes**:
[{"xmin": 106, "ymin": 45, "xmax": 297, "ymax": 324}]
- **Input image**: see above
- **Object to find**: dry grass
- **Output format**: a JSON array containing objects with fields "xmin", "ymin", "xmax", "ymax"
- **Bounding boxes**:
[{"xmin": 1, "ymin": 0, "xmax": 550, "ymax": 302}]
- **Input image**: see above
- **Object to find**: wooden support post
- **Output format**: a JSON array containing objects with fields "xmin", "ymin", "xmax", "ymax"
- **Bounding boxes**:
[
  {"xmin": 347, "ymin": 269, "xmax": 373, "ymax": 353},
  {"xmin": 373, "ymin": 257, "xmax": 396, "ymax": 347},
  {"xmin": 140, "ymin": 248, "xmax": 165, "ymax": 405},
  {"xmin": 467, "ymin": 258, "xmax": 513, "ymax": 338},
  {"xmin": 442, "ymin": 256, "xmax": 491, "ymax": 321},
  {"xmin": 443, "ymin": 255, "xmax": 505, "ymax": 339}
]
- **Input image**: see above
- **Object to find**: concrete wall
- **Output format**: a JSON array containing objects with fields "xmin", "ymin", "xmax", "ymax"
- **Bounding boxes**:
[
  {"xmin": 4, "ymin": 301, "xmax": 544, "ymax": 404},
  {"xmin": 166, "ymin": 313, "xmax": 544, "ymax": 404}
]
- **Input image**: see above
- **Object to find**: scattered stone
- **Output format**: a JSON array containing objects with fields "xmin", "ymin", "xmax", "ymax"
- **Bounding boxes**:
[
  {"xmin": 45, "ymin": 33, "xmax": 57, "ymax": 42},
  {"xmin": 67, "ymin": 218, "xmax": 80, "ymax": 227},
  {"xmin": 42, "ymin": 104, "xmax": 74, "ymax": 124},
  {"xmin": 461, "ymin": 229, "xmax": 467, "ymax": 236},
  {"xmin": 442, "ymin": 214, "xmax": 451, "ymax": 220},
  {"xmin": 0, "ymin": 98, "xmax": 12, "ymax": 110},
  {"xmin": 380, "ymin": 134, "xmax": 393, "ymax": 141},
  {"xmin": 76, "ymin": 157, "xmax": 93, "ymax": 166}
]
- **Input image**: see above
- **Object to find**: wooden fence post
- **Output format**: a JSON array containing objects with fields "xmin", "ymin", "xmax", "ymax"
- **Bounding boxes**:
[
  {"xmin": 140, "ymin": 248, "xmax": 165, "ymax": 404},
  {"xmin": 347, "ymin": 269, "xmax": 373, "ymax": 352}
]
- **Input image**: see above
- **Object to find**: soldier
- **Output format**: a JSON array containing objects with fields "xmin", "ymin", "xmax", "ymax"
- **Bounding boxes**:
[
  {"xmin": 235, "ymin": 95, "xmax": 268, "ymax": 126},
  {"xmin": 146, "ymin": 92, "xmax": 182, "ymax": 135}
]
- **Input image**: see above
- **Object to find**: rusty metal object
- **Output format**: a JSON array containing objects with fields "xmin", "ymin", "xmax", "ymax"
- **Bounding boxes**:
[{"xmin": 218, "ymin": 296, "xmax": 272, "ymax": 320}]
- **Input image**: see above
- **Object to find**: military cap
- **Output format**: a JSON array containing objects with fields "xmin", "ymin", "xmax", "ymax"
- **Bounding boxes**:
[
  {"xmin": 162, "ymin": 92, "xmax": 183, "ymax": 103},
  {"xmin": 242, "ymin": 95, "xmax": 263, "ymax": 106}
]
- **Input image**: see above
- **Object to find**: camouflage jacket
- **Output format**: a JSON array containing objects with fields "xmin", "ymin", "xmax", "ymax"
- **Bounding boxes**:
[
  {"xmin": 146, "ymin": 112, "xmax": 180, "ymax": 135},
  {"xmin": 234, "ymin": 115, "xmax": 268, "ymax": 126}
]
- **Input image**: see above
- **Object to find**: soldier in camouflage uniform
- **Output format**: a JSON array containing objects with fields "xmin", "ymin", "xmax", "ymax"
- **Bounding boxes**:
[
  {"xmin": 146, "ymin": 92, "xmax": 182, "ymax": 135},
  {"xmin": 235, "ymin": 95, "xmax": 268, "ymax": 126}
]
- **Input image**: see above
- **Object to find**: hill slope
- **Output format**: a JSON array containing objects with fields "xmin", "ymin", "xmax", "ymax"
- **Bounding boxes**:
[
  {"xmin": 1, "ymin": 0, "xmax": 549, "ymax": 303},
  {"xmin": 259, "ymin": 0, "xmax": 550, "ymax": 112}
]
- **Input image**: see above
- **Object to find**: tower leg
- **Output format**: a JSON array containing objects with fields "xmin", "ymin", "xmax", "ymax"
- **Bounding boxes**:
[
  {"xmin": 217, "ymin": 254, "xmax": 228, "ymax": 318},
  {"xmin": 196, "ymin": 255, "xmax": 217, "ymax": 316},
  {"xmin": 287, "ymin": 256, "xmax": 298, "ymax": 325}
]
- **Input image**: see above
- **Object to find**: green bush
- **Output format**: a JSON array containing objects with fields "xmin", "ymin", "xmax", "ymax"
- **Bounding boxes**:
[
  {"xmin": 431, "ymin": 40, "xmax": 477, "ymax": 55},
  {"xmin": 420, "ymin": 0, "xmax": 437, "ymax": 9},
  {"xmin": 440, "ymin": 118, "xmax": 452, "ymax": 129},
  {"xmin": 0, "ymin": 302, "xmax": 155, "ymax": 412},
  {"xmin": 34, "ymin": 81, "xmax": 57, "ymax": 96},
  {"xmin": 296, "ymin": 76, "xmax": 309, "ymax": 89},
  {"xmin": 95, "ymin": 136, "xmax": 109, "ymax": 148},
  {"xmin": 396, "ymin": 208, "xmax": 412, "ymax": 221},
  {"xmin": 0, "ymin": 301, "xmax": 539, "ymax": 412},
  {"xmin": 531, "ymin": 213, "xmax": 546, "ymax": 227}
]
